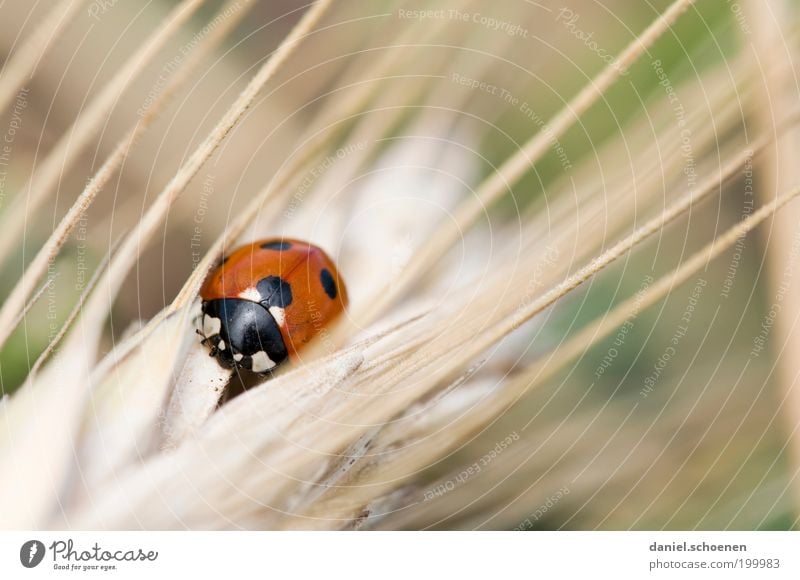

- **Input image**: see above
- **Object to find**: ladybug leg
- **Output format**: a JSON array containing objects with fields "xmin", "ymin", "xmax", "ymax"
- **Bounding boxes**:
[{"xmin": 192, "ymin": 312, "xmax": 204, "ymax": 332}]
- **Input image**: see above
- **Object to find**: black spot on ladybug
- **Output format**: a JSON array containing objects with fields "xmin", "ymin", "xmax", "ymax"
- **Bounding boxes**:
[
  {"xmin": 320, "ymin": 268, "xmax": 337, "ymax": 299},
  {"xmin": 256, "ymin": 275, "xmax": 293, "ymax": 308},
  {"xmin": 220, "ymin": 255, "xmax": 229, "ymax": 264},
  {"xmin": 260, "ymin": 240, "xmax": 293, "ymax": 251}
]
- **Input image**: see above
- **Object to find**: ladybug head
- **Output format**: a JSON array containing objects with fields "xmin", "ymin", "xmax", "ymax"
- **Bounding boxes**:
[{"xmin": 199, "ymin": 298, "xmax": 288, "ymax": 374}]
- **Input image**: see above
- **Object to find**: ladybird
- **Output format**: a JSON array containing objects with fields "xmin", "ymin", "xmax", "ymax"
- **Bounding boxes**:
[{"xmin": 198, "ymin": 238, "xmax": 347, "ymax": 374}]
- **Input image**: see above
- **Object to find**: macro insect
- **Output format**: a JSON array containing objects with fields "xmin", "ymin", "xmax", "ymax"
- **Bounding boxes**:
[{"xmin": 198, "ymin": 238, "xmax": 347, "ymax": 374}]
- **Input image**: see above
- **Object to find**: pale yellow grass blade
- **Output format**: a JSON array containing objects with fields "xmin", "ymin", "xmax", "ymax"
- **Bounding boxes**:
[
  {"xmin": 353, "ymin": 0, "xmax": 699, "ymax": 326},
  {"xmin": 0, "ymin": 0, "xmax": 334, "ymax": 529},
  {"xmin": 67, "ymin": 309, "xmax": 195, "ymax": 505},
  {"xmin": 0, "ymin": 0, "xmax": 254, "ymax": 352},
  {"xmin": 0, "ymin": 0, "xmax": 86, "ymax": 113},
  {"xmin": 0, "ymin": 0, "xmax": 207, "ymax": 268},
  {"xmin": 298, "ymin": 179, "xmax": 800, "ymax": 528},
  {"xmin": 75, "ymin": 0, "xmax": 335, "ymax": 354},
  {"xmin": 742, "ymin": 0, "xmax": 800, "ymax": 515}
]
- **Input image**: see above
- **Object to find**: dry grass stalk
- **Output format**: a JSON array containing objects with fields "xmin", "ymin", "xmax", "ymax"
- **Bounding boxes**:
[
  {"xmin": 77, "ymin": 0, "xmax": 335, "ymax": 349},
  {"xmin": 0, "ymin": 0, "xmax": 333, "ymax": 529},
  {"xmin": 743, "ymin": 0, "xmax": 800, "ymax": 518},
  {"xmin": 299, "ymin": 175, "xmax": 800, "ymax": 529},
  {"xmin": 0, "ymin": 0, "xmax": 206, "ymax": 268},
  {"xmin": 0, "ymin": 0, "xmax": 86, "ymax": 113},
  {"xmin": 353, "ymin": 0, "xmax": 699, "ymax": 327},
  {"xmin": 0, "ymin": 0, "xmax": 255, "ymax": 351},
  {"xmin": 0, "ymin": 0, "xmax": 796, "ymax": 532}
]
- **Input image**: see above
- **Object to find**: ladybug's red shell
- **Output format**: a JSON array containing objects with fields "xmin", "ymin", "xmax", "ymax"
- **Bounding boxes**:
[{"xmin": 199, "ymin": 238, "xmax": 347, "ymax": 372}]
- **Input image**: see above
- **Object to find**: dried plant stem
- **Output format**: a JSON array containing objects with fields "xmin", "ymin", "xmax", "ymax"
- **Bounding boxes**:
[
  {"xmin": 0, "ymin": 0, "xmax": 206, "ymax": 268},
  {"xmin": 289, "ymin": 30, "xmax": 522, "ymax": 244},
  {"xmin": 305, "ymin": 181, "xmax": 800, "ymax": 528},
  {"xmin": 70, "ymin": 158, "xmax": 797, "ymax": 529},
  {"xmin": 353, "ymin": 0, "xmax": 698, "ymax": 326},
  {"xmin": 537, "ymin": 48, "xmax": 756, "ymax": 234},
  {"xmin": 244, "ymin": 145, "xmax": 800, "ymax": 516},
  {"xmin": 0, "ymin": 0, "xmax": 86, "ymax": 113},
  {"xmin": 512, "ymin": 76, "xmax": 750, "ymax": 298},
  {"xmin": 169, "ymin": 4, "xmax": 464, "ymax": 313},
  {"xmin": 377, "ymin": 126, "xmax": 790, "ymax": 385},
  {"xmin": 52, "ymin": 0, "xmax": 337, "ymax": 463},
  {"xmin": 29, "ymin": 239, "xmax": 114, "ymax": 376},
  {"xmin": 65, "ymin": 137, "xmax": 798, "ymax": 532},
  {"xmin": 74, "ymin": 0, "xmax": 334, "ymax": 349},
  {"xmin": 317, "ymin": 135, "xmax": 787, "ymax": 481},
  {"xmin": 0, "ymin": 0, "xmax": 253, "ymax": 351},
  {"xmin": 307, "ymin": 0, "xmax": 477, "ymax": 139},
  {"xmin": 63, "ymin": 0, "xmax": 333, "ymax": 408},
  {"xmin": 743, "ymin": 0, "xmax": 800, "ymax": 517},
  {"xmin": 471, "ymin": 145, "xmax": 785, "ymax": 365},
  {"xmin": 0, "ymin": 0, "xmax": 333, "ymax": 530},
  {"xmin": 160, "ymin": 340, "xmax": 233, "ymax": 450},
  {"xmin": 230, "ymin": 4, "xmax": 474, "ymax": 236},
  {"xmin": 515, "ymin": 182, "xmax": 800, "ymax": 412}
]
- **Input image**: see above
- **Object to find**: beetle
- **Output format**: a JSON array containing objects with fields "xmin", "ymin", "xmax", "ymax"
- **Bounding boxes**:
[{"xmin": 198, "ymin": 238, "xmax": 347, "ymax": 374}]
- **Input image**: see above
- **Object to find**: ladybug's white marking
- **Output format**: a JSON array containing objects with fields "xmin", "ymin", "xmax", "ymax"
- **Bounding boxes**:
[
  {"xmin": 234, "ymin": 353, "xmax": 243, "ymax": 362},
  {"xmin": 238, "ymin": 287, "xmax": 262, "ymax": 303},
  {"xmin": 203, "ymin": 315, "xmax": 221, "ymax": 337},
  {"xmin": 251, "ymin": 350, "xmax": 276, "ymax": 373},
  {"xmin": 218, "ymin": 340, "xmax": 226, "ymax": 351},
  {"xmin": 268, "ymin": 306, "xmax": 286, "ymax": 327}
]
